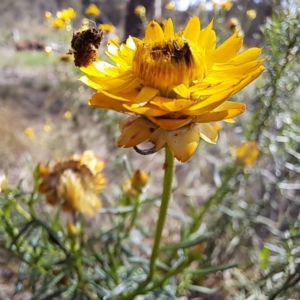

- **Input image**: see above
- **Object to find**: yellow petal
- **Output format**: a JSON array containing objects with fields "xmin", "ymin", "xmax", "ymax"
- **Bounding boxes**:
[
  {"xmin": 145, "ymin": 20, "xmax": 164, "ymax": 43},
  {"xmin": 183, "ymin": 90, "xmax": 232, "ymax": 115},
  {"xmin": 195, "ymin": 102, "xmax": 246, "ymax": 122},
  {"xmin": 205, "ymin": 30, "xmax": 216, "ymax": 54},
  {"xmin": 198, "ymin": 123, "xmax": 218, "ymax": 143},
  {"xmin": 117, "ymin": 117, "xmax": 158, "ymax": 147},
  {"xmin": 198, "ymin": 19, "xmax": 214, "ymax": 49},
  {"xmin": 164, "ymin": 18, "xmax": 175, "ymax": 39},
  {"xmin": 88, "ymin": 93, "xmax": 131, "ymax": 112},
  {"xmin": 148, "ymin": 117, "xmax": 193, "ymax": 130},
  {"xmin": 106, "ymin": 77, "xmax": 142, "ymax": 94},
  {"xmin": 123, "ymin": 103, "xmax": 167, "ymax": 116},
  {"xmin": 173, "ymin": 84, "xmax": 191, "ymax": 98},
  {"xmin": 183, "ymin": 16, "xmax": 201, "ymax": 42},
  {"xmin": 150, "ymin": 96, "xmax": 194, "ymax": 112},
  {"xmin": 134, "ymin": 86, "xmax": 159, "ymax": 104},
  {"xmin": 228, "ymin": 47, "xmax": 263, "ymax": 64},
  {"xmin": 206, "ymin": 32, "xmax": 243, "ymax": 63},
  {"xmin": 231, "ymin": 66, "xmax": 265, "ymax": 95},
  {"xmin": 165, "ymin": 124, "xmax": 200, "ymax": 162}
]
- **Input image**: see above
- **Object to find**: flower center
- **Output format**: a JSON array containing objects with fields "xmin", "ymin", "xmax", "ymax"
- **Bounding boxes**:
[{"xmin": 132, "ymin": 38, "xmax": 204, "ymax": 95}]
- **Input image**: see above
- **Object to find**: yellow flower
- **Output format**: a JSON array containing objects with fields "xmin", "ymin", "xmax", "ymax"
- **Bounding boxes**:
[
  {"xmin": 221, "ymin": 1, "xmax": 232, "ymax": 11},
  {"xmin": 79, "ymin": 16, "xmax": 264, "ymax": 162},
  {"xmin": 231, "ymin": 141, "xmax": 259, "ymax": 166},
  {"xmin": 99, "ymin": 23, "xmax": 116, "ymax": 33},
  {"xmin": 44, "ymin": 11, "xmax": 52, "ymax": 20},
  {"xmin": 37, "ymin": 151, "xmax": 106, "ymax": 217},
  {"xmin": 131, "ymin": 169, "xmax": 149, "ymax": 190},
  {"xmin": 51, "ymin": 18, "xmax": 65, "ymax": 28},
  {"xmin": 246, "ymin": 9, "xmax": 257, "ymax": 19},
  {"xmin": 122, "ymin": 169, "xmax": 149, "ymax": 196},
  {"xmin": 165, "ymin": 1, "xmax": 176, "ymax": 11},
  {"xmin": 134, "ymin": 5, "xmax": 146, "ymax": 16},
  {"xmin": 85, "ymin": 3, "xmax": 101, "ymax": 16},
  {"xmin": 24, "ymin": 127, "xmax": 35, "ymax": 140},
  {"xmin": 56, "ymin": 7, "xmax": 76, "ymax": 21}
]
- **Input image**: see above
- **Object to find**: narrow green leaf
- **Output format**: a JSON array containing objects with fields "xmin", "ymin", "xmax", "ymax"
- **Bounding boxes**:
[{"xmin": 161, "ymin": 233, "xmax": 214, "ymax": 250}]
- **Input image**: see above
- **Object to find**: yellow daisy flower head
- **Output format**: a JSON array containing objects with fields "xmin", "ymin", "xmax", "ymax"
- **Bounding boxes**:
[
  {"xmin": 37, "ymin": 151, "xmax": 106, "ymax": 217},
  {"xmin": 78, "ymin": 16, "xmax": 265, "ymax": 162},
  {"xmin": 44, "ymin": 11, "xmax": 52, "ymax": 20},
  {"xmin": 221, "ymin": 1, "xmax": 232, "ymax": 11},
  {"xmin": 51, "ymin": 18, "xmax": 66, "ymax": 28},
  {"xmin": 231, "ymin": 141, "xmax": 259, "ymax": 166},
  {"xmin": 134, "ymin": 5, "xmax": 146, "ymax": 16},
  {"xmin": 122, "ymin": 169, "xmax": 149, "ymax": 197},
  {"xmin": 99, "ymin": 23, "xmax": 116, "ymax": 33},
  {"xmin": 56, "ymin": 7, "xmax": 76, "ymax": 21},
  {"xmin": 165, "ymin": 1, "xmax": 176, "ymax": 11},
  {"xmin": 85, "ymin": 3, "xmax": 101, "ymax": 16},
  {"xmin": 246, "ymin": 9, "xmax": 257, "ymax": 19}
]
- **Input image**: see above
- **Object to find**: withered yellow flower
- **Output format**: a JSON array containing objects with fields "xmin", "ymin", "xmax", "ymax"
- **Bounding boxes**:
[
  {"xmin": 79, "ymin": 16, "xmax": 264, "ymax": 162},
  {"xmin": 37, "ymin": 151, "xmax": 106, "ymax": 217},
  {"xmin": 231, "ymin": 141, "xmax": 259, "ymax": 166},
  {"xmin": 226, "ymin": 17, "xmax": 242, "ymax": 34},
  {"xmin": 85, "ymin": 3, "xmax": 101, "ymax": 16}
]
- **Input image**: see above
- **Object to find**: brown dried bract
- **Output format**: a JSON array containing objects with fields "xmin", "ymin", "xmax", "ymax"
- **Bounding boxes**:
[{"xmin": 69, "ymin": 27, "xmax": 103, "ymax": 67}]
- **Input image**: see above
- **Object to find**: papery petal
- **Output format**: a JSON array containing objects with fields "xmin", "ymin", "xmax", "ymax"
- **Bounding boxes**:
[
  {"xmin": 148, "ymin": 116, "xmax": 194, "ymax": 130},
  {"xmin": 165, "ymin": 124, "xmax": 200, "ymax": 162},
  {"xmin": 123, "ymin": 103, "xmax": 167, "ymax": 116},
  {"xmin": 117, "ymin": 117, "xmax": 158, "ymax": 147},
  {"xmin": 184, "ymin": 16, "xmax": 201, "ymax": 42},
  {"xmin": 173, "ymin": 84, "xmax": 191, "ymax": 98},
  {"xmin": 206, "ymin": 32, "xmax": 243, "ymax": 63},
  {"xmin": 145, "ymin": 20, "xmax": 164, "ymax": 43},
  {"xmin": 148, "ymin": 128, "xmax": 166, "ymax": 151},
  {"xmin": 150, "ymin": 96, "xmax": 194, "ymax": 112},
  {"xmin": 133, "ymin": 86, "xmax": 159, "ymax": 104},
  {"xmin": 88, "ymin": 93, "xmax": 131, "ymax": 112},
  {"xmin": 164, "ymin": 18, "xmax": 175, "ymax": 39},
  {"xmin": 198, "ymin": 123, "xmax": 218, "ymax": 143},
  {"xmin": 195, "ymin": 102, "xmax": 246, "ymax": 122}
]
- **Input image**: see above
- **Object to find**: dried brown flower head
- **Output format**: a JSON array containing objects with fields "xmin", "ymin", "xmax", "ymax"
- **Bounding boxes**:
[
  {"xmin": 69, "ymin": 27, "xmax": 103, "ymax": 67},
  {"xmin": 37, "ymin": 151, "xmax": 106, "ymax": 217}
]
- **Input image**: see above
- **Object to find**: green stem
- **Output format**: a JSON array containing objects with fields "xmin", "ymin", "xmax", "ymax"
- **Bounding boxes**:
[
  {"xmin": 148, "ymin": 145, "xmax": 175, "ymax": 279},
  {"xmin": 124, "ymin": 146, "xmax": 175, "ymax": 299}
]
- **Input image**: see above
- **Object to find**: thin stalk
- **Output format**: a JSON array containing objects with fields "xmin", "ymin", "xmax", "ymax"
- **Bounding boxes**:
[
  {"xmin": 123, "ymin": 145, "xmax": 175, "ymax": 299},
  {"xmin": 148, "ymin": 145, "xmax": 175, "ymax": 278}
]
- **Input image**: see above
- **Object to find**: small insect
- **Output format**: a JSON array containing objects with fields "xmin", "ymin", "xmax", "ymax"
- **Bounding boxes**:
[{"xmin": 68, "ymin": 27, "xmax": 103, "ymax": 67}]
